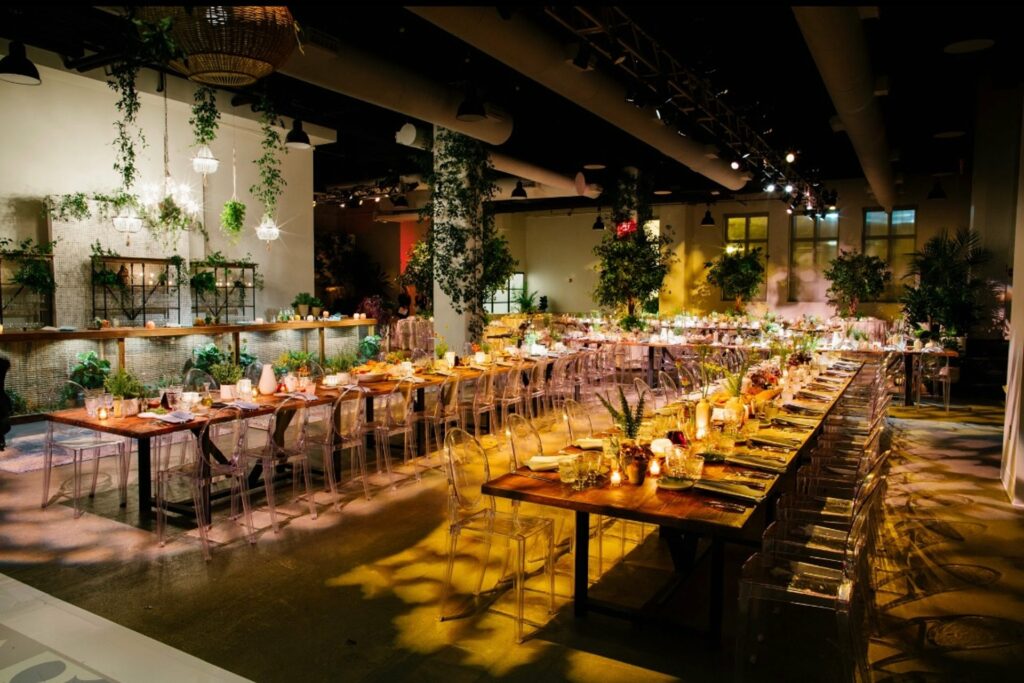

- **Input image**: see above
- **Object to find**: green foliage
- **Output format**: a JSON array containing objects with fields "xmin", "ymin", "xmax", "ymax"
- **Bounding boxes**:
[
  {"xmin": 823, "ymin": 249, "xmax": 891, "ymax": 316},
  {"xmin": 209, "ymin": 362, "xmax": 243, "ymax": 386},
  {"xmin": 400, "ymin": 239, "xmax": 433, "ymax": 311},
  {"xmin": 705, "ymin": 247, "xmax": 766, "ymax": 310},
  {"xmin": 48, "ymin": 193, "xmax": 91, "ymax": 222},
  {"xmin": 104, "ymin": 368, "xmax": 144, "ymax": 398},
  {"xmin": 0, "ymin": 237, "xmax": 57, "ymax": 295},
  {"xmin": 190, "ymin": 270, "xmax": 217, "ymax": 295},
  {"xmin": 514, "ymin": 277, "xmax": 539, "ymax": 314},
  {"xmin": 358, "ymin": 334, "xmax": 382, "ymax": 363},
  {"xmin": 618, "ymin": 314, "xmax": 646, "ymax": 332},
  {"xmin": 422, "ymin": 128, "xmax": 517, "ymax": 341},
  {"xmin": 593, "ymin": 223, "xmax": 673, "ymax": 317},
  {"xmin": 274, "ymin": 350, "xmax": 318, "ymax": 374},
  {"xmin": 189, "ymin": 85, "xmax": 220, "ymax": 147},
  {"xmin": 325, "ymin": 351, "xmax": 358, "ymax": 373},
  {"xmin": 190, "ymin": 343, "xmax": 227, "ymax": 373},
  {"xmin": 108, "ymin": 61, "xmax": 143, "ymax": 191},
  {"xmin": 220, "ymin": 199, "xmax": 246, "ymax": 241},
  {"xmin": 5, "ymin": 388, "xmax": 28, "ymax": 415},
  {"xmin": 597, "ymin": 386, "xmax": 645, "ymax": 440},
  {"xmin": 722, "ymin": 356, "xmax": 753, "ymax": 398},
  {"xmin": 69, "ymin": 351, "xmax": 111, "ymax": 390},
  {"xmin": 900, "ymin": 227, "xmax": 994, "ymax": 335},
  {"xmin": 435, "ymin": 337, "xmax": 449, "ymax": 360},
  {"xmin": 249, "ymin": 93, "xmax": 286, "ymax": 217},
  {"xmin": 292, "ymin": 292, "xmax": 322, "ymax": 308}
]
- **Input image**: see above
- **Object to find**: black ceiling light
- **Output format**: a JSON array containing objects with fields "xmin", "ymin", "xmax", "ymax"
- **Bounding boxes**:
[
  {"xmin": 700, "ymin": 205, "xmax": 715, "ymax": 228},
  {"xmin": 456, "ymin": 87, "xmax": 486, "ymax": 122},
  {"xmin": 927, "ymin": 178, "xmax": 947, "ymax": 200},
  {"xmin": 0, "ymin": 42, "xmax": 41, "ymax": 85},
  {"xmin": 592, "ymin": 214, "xmax": 605, "ymax": 230},
  {"xmin": 285, "ymin": 119, "xmax": 311, "ymax": 150},
  {"xmin": 511, "ymin": 180, "xmax": 527, "ymax": 198}
]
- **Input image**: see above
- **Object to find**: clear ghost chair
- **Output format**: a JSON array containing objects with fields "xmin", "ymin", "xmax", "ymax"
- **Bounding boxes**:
[
  {"xmin": 561, "ymin": 398, "xmax": 593, "ymax": 446},
  {"xmin": 375, "ymin": 377, "xmax": 419, "ymax": 482},
  {"xmin": 657, "ymin": 370, "xmax": 680, "ymax": 403},
  {"xmin": 494, "ymin": 361, "xmax": 526, "ymax": 430},
  {"xmin": 522, "ymin": 358, "xmax": 549, "ymax": 421},
  {"xmin": 439, "ymin": 428, "xmax": 555, "ymax": 643},
  {"xmin": 414, "ymin": 373, "xmax": 462, "ymax": 466},
  {"xmin": 460, "ymin": 365, "xmax": 497, "ymax": 439},
  {"xmin": 504, "ymin": 412, "xmax": 543, "ymax": 470},
  {"xmin": 306, "ymin": 387, "xmax": 373, "ymax": 505},
  {"xmin": 633, "ymin": 377, "xmax": 658, "ymax": 409},
  {"xmin": 183, "ymin": 368, "xmax": 218, "ymax": 392},
  {"xmin": 42, "ymin": 380, "xmax": 128, "ymax": 518}
]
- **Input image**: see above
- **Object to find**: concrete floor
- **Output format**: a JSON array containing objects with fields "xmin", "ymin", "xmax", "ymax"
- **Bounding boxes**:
[{"xmin": 0, "ymin": 398, "xmax": 1021, "ymax": 682}]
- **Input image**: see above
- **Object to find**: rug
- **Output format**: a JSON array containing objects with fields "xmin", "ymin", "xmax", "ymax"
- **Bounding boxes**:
[{"xmin": 0, "ymin": 434, "xmax": 72, "ymax": 474}]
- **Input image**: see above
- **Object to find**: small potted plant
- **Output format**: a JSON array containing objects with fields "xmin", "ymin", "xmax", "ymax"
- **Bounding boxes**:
[
  {"xmin": 103, "ymin": 368, "xmax": 144, "ymax": 417},
  {"xmin": 597, "ymin": 387, "xmax": 647, "ymax": 483},
  {"xmin": 210, "ymin": 361, "xmax": 243, "ymax": 400},
  {"xmin": 292, "ymin": 292, "xmax": 316, "ymax": 318}
]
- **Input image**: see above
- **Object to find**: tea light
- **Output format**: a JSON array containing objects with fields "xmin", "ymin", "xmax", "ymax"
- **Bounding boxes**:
[
  {"xmin": 649, "ymin": 458, "xmax": 661, "ymax": 476},
  {"xmin": 98, "ymin": 406, "xmax": 108, "ymax": 420},
  {"xmin": 610, "ymin": 469, "xmax": 623, "ymax": 487},
  {"xmin": 252, "ymin": 387, "xmax": 259, "ymax": 399}
]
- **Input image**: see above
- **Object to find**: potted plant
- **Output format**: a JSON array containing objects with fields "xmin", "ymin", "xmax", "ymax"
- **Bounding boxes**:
[
  {"xmin": 220, "ymin": 199, "xmax": 246, "ymax": 241},
  {"xmin": 292, "ymin": 292, "xmax": 317, "ymax": 317},
  {"xmin": 705, "ymin": 247, "xmax": 765, "ymax": 312},
  {"xmin": 597, "ymin": 387, "xmax": 647, "ymax": 484},
  {"xmin": 103, "ymin": 368, "xmax": 144, "ymax": 417},
  {"xmin": 209, "ymin": 361, "xmax": 243, "ymax": 400},
  {"xmin": 190, "ymin": 271, "xmax": 217, "ymax": 297},
  {"xmin": 69, "ymin": 351, "xmax": 111, "ymax": 390},
  {"xmin": 823, "ymin": 250, "xmax": 891, "ymax": 317}
]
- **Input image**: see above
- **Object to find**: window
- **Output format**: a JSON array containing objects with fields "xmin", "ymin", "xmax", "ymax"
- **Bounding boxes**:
[
  {"xmin": 789, "ymin": 214, "xmax": 839, "ymax": 301},
  {"xmin": 723, "ymin": 214, "xmax": 769, "ymax": 301},
  {"xmin": 863, "ymin": 208, "xmax": 916, "ymax": 300},
  {"xmin": 484, "ymin": 272, "xmax": 524, "ymax": 314}
]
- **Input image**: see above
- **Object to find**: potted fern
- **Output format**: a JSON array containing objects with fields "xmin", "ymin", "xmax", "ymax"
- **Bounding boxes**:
[
  {"xmin": 103, "ymin": 368, "xmax": 144, "ymax": 417},
  {"xmin": 598, "ymin": 387, "xmax": 649, "ymax": 484}
]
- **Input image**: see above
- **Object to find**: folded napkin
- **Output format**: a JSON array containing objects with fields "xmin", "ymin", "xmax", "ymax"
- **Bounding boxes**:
[
  {"xmin": 772, "ymin": 413, "xmax": 819, "ymax": 428},
  {"xmin": 694, "ymin": 478, "xmax": 766, "ymax": 503},
  {"xmin": 432, "ymin": 369, "xmax": 456, "ymax": 376},
  {"xmin": 797, "ymin": 389, "xmax": 832, "ymax": 402},
  {"xmin": 230, "ymin": 400, "xmax": 260, "ymax": 410},
  {"xmin": 288, "ymin": 392, "xmax": 319, "ymax": 401},
  {"xmin": 496, "ymin": 360, "xmax": 518, "ymax": 367},
  {"xmin": 723, "ymin": 452, "xmax": 787, "ymax": 473},
  {"xmin": 750, "ymin": 433, "xmax": 802, "ymax": 449},
  {"xmin": 572, "ymin": 438, "xmax": 604, "ymax": 450},
  {"xmin": 783, "ymin": 400, "xmax": 827, "ymax": 415},
  {"xmin": 526, "ymin": 454, "xmax": 572, "ymax": 471},
  {"xmin": 156, "ymin": 410, "xmax": 194, "ymax": 424},
  {"xmin": 469, "ymin": 364, "xmax": 490, "ymax": 371}
]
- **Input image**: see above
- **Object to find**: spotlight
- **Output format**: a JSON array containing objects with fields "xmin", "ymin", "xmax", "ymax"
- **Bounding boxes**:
[
  {"xmin": 786, "ymin": 206, "xmax": 793, "ymax": 215},
  {"xmin": 730, "ymin": 161, "xmax": 741, "ymax": 170},
  {"xmin": 784, "ymin": 183, "xmax": 794, "ymax": 194},
  {"xmin": 609, "ymin": 45, "xmax": 626, "ymax": 66},
  {"xmin": 785, "ymin": 151, "xmax": 797, "ymax": 163},
  {"xmin": 592, "ymin": 214, "xmax": 605, "ymax": 230},
  {"xmin": 0, "ymin": 42, "xmax": 41, "ymax": 85},
  {"xmin": 374, "ymin": 196, "xmax": 381, "ymax": 203},
  {"xmin": 764, "ymin": 182, "xmax": 776, "ymax": 193},
  {"xmin": 700, "ymin": 206, "xmax": 715, "ymax": 228},
  {"xmin": 358, "ymin": 198, "xmax": 364, "ymax": 206},
  {"xmin": 285, "ymin": 119, "xmax": 311, "ymax": 149},
  {"xmin": 456, "ymin": 88, "xmax": 486, "ymax": 122},
  {"xmin": 741, "ymin": 152, "xmax": 752, "ymax": 160},
  {"xmin": 511, "ymin": 180, "xmax": 527, "ymax": 198},
  {"xmin": 625, "ymin": 89, "xmax": 645, "ymax": 109}
]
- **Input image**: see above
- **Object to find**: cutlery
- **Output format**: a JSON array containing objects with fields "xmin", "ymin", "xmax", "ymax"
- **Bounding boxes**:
[
  {"xmin": 513, "ymin": 471, "xmax": 555, "ymax": 483},
  {"xmin": 722, "ymin": 478, "xmax": 766, "ymax": 491},
  {"xmin": 730, "ymin": 471, "xmax": 774, "ymax": 480},
  {"xmin": 703, "ymin": 500, "xmax": 749, "ymax": 513}
]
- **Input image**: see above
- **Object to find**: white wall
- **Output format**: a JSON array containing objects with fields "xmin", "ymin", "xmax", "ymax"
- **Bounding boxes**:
[{"xmin": 0, "ymin": 49, "xmax": 327, "ymax": 324}]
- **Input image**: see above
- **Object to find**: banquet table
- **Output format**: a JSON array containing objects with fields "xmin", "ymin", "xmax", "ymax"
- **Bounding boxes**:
[{"xmin": 482, "ymin": 360, "xmax": 860, "ymax": 635}]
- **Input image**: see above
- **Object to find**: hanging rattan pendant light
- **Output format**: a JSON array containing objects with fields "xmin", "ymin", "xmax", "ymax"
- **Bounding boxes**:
[{"xmin": 137, "ymin": 6, "xmax": 298, "ymax": 87}]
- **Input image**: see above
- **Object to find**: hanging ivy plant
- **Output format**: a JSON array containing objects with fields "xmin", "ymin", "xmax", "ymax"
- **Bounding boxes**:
[
  {"xmin": 47, "ymin": 193, "xmax": 91, "ymax": 222},
  {"xmin": 249, "ymin": 93, "xmax": 287, "ymax": 219},
  {"xmin": 108, "ymin": 60, "xmax": 144, "ymax": 192},
  {"xmin": 0, "ymin": 237, "xmax": 58, "ymax": 295},
  {"xmin": 190, "ymin": 270, "xmax": 217, "ymax": 296},
  {"xmin": 220, "ymin": 199, "xmax": 246, "ymax": 240},
  {"xmin": 189, "ymin": 85, "xmax": 220, "ymax": 147},
  {"xmin": 420, "ymin": 127, "xmax": 516, "ymax": 341},
  {"xmin": 400, "ymin": 239, "xmax": 433, "ymax": 312}
]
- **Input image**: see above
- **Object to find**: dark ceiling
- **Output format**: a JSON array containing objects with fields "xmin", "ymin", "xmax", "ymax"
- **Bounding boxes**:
[{"xmin": 2, "ymin": 4, "xmax": 1021, "ymax": 211}]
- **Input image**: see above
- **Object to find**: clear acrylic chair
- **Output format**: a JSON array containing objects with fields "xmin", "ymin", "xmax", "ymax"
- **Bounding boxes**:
[
  {"xmin": 505, "ymin": 412, "xmax": 543, "ymax": 470},
  {"xmin": 156, "ymin": 406, "xmax": 254, "ymax": 560},
  {"xmin": 562, "ymin": 398, "xmax": 593, "ymax": 446},
  {"xmin": 495, "ymin": 361, "xmax": 527, "ymax": 430},
  {"xmin": 522, "ymin": 358, "xmax": 549, "ymax": 421},
  {"xmin": 460, "ymin": 366, "xmax": 497, "ymax": 440},
  {"xmin": 240, "ymin": 398, "xmax": 318, "ymax": 532},
  {"xmin": 657, "ymin": 370, "xmax": 679, "ymax": 403},
  {"xmin": 183, "ymin": 368, "xmax": 218, "ymax": 392},
  {"xmin": 414, "ymin": 374, "xmax": 462, "ymax": 466},
  {"xmin": 375, "ymin": 377, "xmax": 419, "ymax": 482},
  {"xmin": 439, "ymin": 428, "xmax": 555, "ymax": 643},
  {"xmin": 42, "ymin": 380, "xmax": 128, "ymax": 518},
  {"xmin": 309, "ymin": 387, "xmax": 373, "ymax": 505},
  {"xmin": 633, "ymin": 377, "xmax": 658, "ymax": 409}
]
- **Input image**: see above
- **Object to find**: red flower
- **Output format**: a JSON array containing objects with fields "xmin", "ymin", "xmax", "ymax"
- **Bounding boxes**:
[{"xmin": 615, "ymin": 219, "xmax": 638, "ymax": 238}]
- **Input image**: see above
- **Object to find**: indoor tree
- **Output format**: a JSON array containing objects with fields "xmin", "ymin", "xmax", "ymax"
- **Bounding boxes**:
[
  {"xmin": 823, "ymin": 249, "xmax": 891, "ymax": 317},
  {"xmin": 400, "ymin": 239, "xmax": 433, "ymax": 313},
  {"xmin": 705, "ymin": 247, "xmax": 766, "ymax": 312},
  {"xmin": 592, "ymin": 169, "xmax": 673, "ymax": 330},
  {"xmin": 900, "ymin": 227, "xmax": 994, "ymax": 338}
]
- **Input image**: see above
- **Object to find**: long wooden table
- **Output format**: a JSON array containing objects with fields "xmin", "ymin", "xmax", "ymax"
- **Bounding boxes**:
[
  {"xmin": 482, "ymin": 360, "xmax": 861, "ymax": 635},
  {"xmin": 45, "ymin": 354, "xmax": 578, "ymax": 526}
]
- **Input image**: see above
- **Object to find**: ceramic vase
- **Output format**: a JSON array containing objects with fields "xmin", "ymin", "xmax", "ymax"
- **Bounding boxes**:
[{"xmin": 259, "ymin": 363, "xmax": 277, "ymax": 395}]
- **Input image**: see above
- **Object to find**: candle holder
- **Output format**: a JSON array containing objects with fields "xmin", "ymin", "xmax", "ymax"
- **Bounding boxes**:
[
  {"xmin": 609, "ymin": 469, "xmax": 623, "ymax": 487},
  {"xmin": 97, "ymin": 406, "xmax": 108, "ymax": 420}
]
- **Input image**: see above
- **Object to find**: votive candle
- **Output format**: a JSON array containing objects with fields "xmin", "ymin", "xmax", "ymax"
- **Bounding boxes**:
[
  {"xmin": 649, "ymin": 458, "xmax": 661, "ymax": 476},
  {"xmin": 610, "ymin": 470, "xmax": 623, "ymax": 487},
  {"xmin": 98, "ymin": 406, "xmax": 108, "ymax": 420}
]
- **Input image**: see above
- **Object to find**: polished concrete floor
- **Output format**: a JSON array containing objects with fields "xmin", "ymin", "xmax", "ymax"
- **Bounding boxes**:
[{"xmin": 0, "ymin": 396, "xmax": 1021, "ymax": 682}]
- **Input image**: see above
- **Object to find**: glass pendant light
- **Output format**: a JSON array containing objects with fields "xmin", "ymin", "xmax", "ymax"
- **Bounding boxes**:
[
  {"xmin": 255, "ymin": 214, "xmax": 280, "ymax": 245},
  {"xmin": 191, "ymin": 144, "xmax": 220, "ymax": 175}
]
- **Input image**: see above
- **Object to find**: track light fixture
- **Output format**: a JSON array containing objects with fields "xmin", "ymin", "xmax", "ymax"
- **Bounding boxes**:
[
  {"xmin": 285, "ymin": 119, "xmax": 311, "ymax": 150},
  {"xmin": 0, "ymin": 42, "xmax": 41, "ymax": 85},
  {"xmin": 511, "ymin": 180, "xmax": 527, "ymax": 198},
  {"xmin": 700, "ymin": 205, "xmax": 715, "ymax": 228},
  {"xmin": 730, "ymin": 161, "xmax": 741, "ymax": 170},
  {"xmin": 764, "ymin": 182, "xmax": 776, "ymax": 193},
  {"xmin": 592, "ymin": 214, "xmax": 605, "ymax": 231},
  {"xmin": 784, "ymin": 183, "xmax": 794, "ymax": 194}
]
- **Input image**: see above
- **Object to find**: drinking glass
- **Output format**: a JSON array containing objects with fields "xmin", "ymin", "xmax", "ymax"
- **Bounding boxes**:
[
  {"xmin": 165, "ymin": 385, "xmax": 182, "ymax": 411},
  {"xmin": 85, "ymin": 395, "xmax": 100, "ymax": 418},
  {"xmin": 558, "ymin": 456, "xmax": 579, "ymax": 486},
  {"xmin": 103, "ymin": 393, "xmax": 114, "ymax": 411},
  {"xmin": 683, "ymin": 452, "xmax": 705, "ymax": 482},
  {"xmin": 583, "ymin": 450, "xmax": 602, "ymax": 486}
]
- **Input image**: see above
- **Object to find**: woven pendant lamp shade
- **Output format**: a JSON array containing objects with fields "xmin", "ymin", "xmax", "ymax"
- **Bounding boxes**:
[{"xmin": 137, "ymin": 6, "xmax": 297, "ymax": 87}]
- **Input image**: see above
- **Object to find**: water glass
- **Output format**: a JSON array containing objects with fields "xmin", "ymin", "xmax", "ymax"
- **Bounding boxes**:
[
  {"xmin": 103, "ymin": 393, "xmax": 114, "ymax": 411},
  {"xmin": 558, "ymin": 456, "xmax": 579, "ymax": 486},
  {"xmin": 165, "ymin": 385, "xmax": 182, "ymax": 410},
  {"xmin": 85, "ymin": 395, "xmax": 100, "ymax": 418},
  {"xmin": 683, "ymin": 452, "xmax": 705, "ymax": 482}
]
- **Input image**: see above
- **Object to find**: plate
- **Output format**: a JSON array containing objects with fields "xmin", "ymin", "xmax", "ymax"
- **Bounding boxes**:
[
  {"xmin": 355, "ymin": 373, "xmax": 387, "ymax": 383},
  {"xmin": 657, "ymin": 477, "xmax": 695, "ymax": 490}
]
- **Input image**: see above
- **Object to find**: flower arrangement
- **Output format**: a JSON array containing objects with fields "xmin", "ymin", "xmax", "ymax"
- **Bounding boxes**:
[{"xmin": 598, "ymin": 386, "xmax": 645, "ymax": 440}]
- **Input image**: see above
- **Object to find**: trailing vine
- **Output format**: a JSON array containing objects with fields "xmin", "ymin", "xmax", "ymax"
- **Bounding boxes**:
[
  {"xmin": 420, "ymin": 127, "xmax": 516, "ymax": 341},
  {"xmin": 189, "ymin": 85, "xmax": 220, "ymax": 147},
  {"xmin": 109, "ymin": 60, "xmax": 144, "ymax": 192},
  {"xmin": 0, "ymin": 237, "xmax": 58, "ymax": 295},
  {"xmin": 249, "ymin": 93, "xmax": 287, "ymax": 218}
]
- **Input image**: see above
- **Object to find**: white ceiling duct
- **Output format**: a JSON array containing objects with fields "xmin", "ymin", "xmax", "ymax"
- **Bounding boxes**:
[
  {"xmin": 409, "ymin": 6, "xmax": 748, "ymax": 191},
  {"xmin": 793, "ymin": 7, "xmax": 897, "ymax": 211},
  {"xmin": 280, "ymin": 35, "xmax": 512, "ymax": 145},
  {"xmin": 493, "ymin": 178, "xmax": 598, "ymax": 200},
  {"xmin": 396, "ymin": 122, "xmax": 602, "ymax": 198}
]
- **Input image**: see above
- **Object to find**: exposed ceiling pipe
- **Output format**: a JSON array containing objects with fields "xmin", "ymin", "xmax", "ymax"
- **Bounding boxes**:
[
  {"xmin": 279, "ymin": 34, "xmax": 512, "ymax": 145},
  {"xmin": 493, "ymin": 178, "xmax": 598, "ymax": 200},
  {"xmin": 793, "ymin": 6, "xmax": 897, "ymax": 211},
  {"xmin": 396, "ymin": 122, "xmax": 602, "ymax": 198},
  {"xmin": 408, "ymin": 6, "xmax": 748, "ymax": 191}
]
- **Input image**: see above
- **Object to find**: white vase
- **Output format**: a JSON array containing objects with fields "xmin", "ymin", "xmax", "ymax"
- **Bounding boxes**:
[{"xmin": 259, "ymin": 363, "xmax": 277, "ymax": 395}]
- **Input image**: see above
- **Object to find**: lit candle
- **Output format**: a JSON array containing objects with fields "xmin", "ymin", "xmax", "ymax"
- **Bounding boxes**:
[
  {"xmin": 252, "ymin": 387, "xmax": 259, "ymax": 399},
  {"xmin": 649, "ymin": 458, "xmax": 661, "ymax": 476},
  {"xmin": 610, "ymin": 469, "xmax": 622, "ymax": 487},
  {"xmin": 98, "ymin": 406, "xmax": 108, "ymax": 420}
]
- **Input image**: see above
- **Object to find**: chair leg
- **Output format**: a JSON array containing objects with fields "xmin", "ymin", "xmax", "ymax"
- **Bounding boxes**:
[
  {"xmin": 439, "ymin": 526, "xmax": 460, "ymax": 622},
  {"xmin": 41, "ymin": 442, "xmax": 54, "ymax": 509},
  {"xmin": 234, "ymin": 474, "xmax": 257, "ymax": 544},
  {"xmin": 88, "ymin": 447, "xmax": 101, "ymax": 498},
  {"xmin": 301, "ymin": 457, "xmax": 317, "ymax": 520},
  {"xmin": 72, "ymin": 451, "xmax": 83, "ymax": 519},
  {"xmin": 355, "ymin": 444, "xmax": 372, "ymax": 501},
  {"xmin": 192, "ymin": 479, "xmax": 212, "ymax": 562},
  {"xmin": 262, "ymin": 456, "xmax": 279, "ymax": 533},
  {"xmin": 118, "ymin": 442, "xmax": 129, "ymax": 507},
  {"xmin": 514, "ymin": 537, "xmax": 526, "ymax": 643},
  {"xmin": 322, "ymin": 444, "xmax": 338, "ymax": 495},
  {"xmin": 156, "ymin": 475, "xmax": 167, "ymax": 547}
]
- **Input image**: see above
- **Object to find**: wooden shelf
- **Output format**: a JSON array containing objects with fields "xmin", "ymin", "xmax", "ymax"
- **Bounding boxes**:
[{"xmin": 0, "ymin": 319, "xmax": 376, "ymax": 344}]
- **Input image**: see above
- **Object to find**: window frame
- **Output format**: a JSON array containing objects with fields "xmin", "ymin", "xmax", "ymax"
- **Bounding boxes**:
[
  {"xmin": 788, "ymin": 213, "xmax": 839, "ymax": 302},
  {"xmin": 722, "ymin": 213, "xmax": 769, "ymax": 302},
  {"xmin": 484, "ymin": 271, "xmax": 525, "ymax": 314},
  {"xmin": 861, "ymin": 206, "xmax": 917, "ymax": 302}
]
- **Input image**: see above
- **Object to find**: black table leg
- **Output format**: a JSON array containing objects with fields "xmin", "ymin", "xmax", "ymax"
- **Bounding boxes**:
[
  {"xmin": 415, "ymin": 387, "xmax": 426, "ymax": 456},
  {"xmin": 647, "ymin": 345, "xmax": 655, "ymax": 386},
  {"xmin": 574, "ymin": 510, "xmax": 590, "ymax": 617},
  {"xmin": 904, "ymin": 352, "xmax": 914, "ymax": 406},
  {"xmin": 137, "ymin": 437, "xmax": 152, "ymax": 524},
  {"xmin": 709, "ymin": 536, "xmax": 724, "ymax": 637},
  {"xmin": 662, "ymin": 527, "xmax": 699, "ymax": 572}
]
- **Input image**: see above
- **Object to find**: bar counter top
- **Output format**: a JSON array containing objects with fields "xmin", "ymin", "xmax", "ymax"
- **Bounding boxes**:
[{"xmin": 0, "ymin": 318, "xmax": 377, "ymax": 343}]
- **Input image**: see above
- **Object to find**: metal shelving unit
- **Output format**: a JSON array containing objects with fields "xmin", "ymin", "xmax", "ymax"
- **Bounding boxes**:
[
  {"xmin": 91, "ymin": 255, "xmax": 182, "ymax": 326},
  {"xmin": 0, "ymin": 253, "xmax": 55, "ymax": 329},
  {"xmin": 189, "ymin": 260, "xmax": 258, "ymax": 324}
]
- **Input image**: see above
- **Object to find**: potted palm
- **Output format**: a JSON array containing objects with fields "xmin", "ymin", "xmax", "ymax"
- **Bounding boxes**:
[{"xmin": 292, "ymin": 292, "xmax": 317, "ymax": 318}]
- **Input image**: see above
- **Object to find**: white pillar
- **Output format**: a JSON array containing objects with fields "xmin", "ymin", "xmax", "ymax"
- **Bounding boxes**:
[{"xmin": 1001, "ymin": 91, "xmax": 1024, "ymax": 506}]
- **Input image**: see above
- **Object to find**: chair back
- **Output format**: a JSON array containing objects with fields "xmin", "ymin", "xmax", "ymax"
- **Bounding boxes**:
[
  {"xmin": 184, "ymin": 368, "xmax": 218, "ymax": 391},
  {"xmin": 634, "ymin": 378, "xmax": 656, "ymax": 407},
  {"xmin": 505, "ymin": 412, "xmax": 542, "ymax": 470},
  {"xmin": 49, "ymin": 380, "xmax": 88, "ymax": 411},
  {"xmin": 332, "ymin": 387, "xmax": 367, "ymax": 442},
  {"xmin": 197, "ymin": 406, "xmax": 247, "ymax": 467},
  {"xmin": 500, "ymin": 361, "xmax": 525, "ymax": 399},
  {"xmin": 526, "ymin": 358, "xmax": 548, "ymax": 394},
  {"xmin": 382, "ymin": 377, "xmax": 417, "ymax": 429},
  {"xmin": 443, "ymin": 428, "xmax": 491, "ymax": 519},
  {"xmin": 562, "ymin": 398, "xmax": 593, "ymax": 443},
  {"xmin": 433, "ymin": 374, "xmax": 461, "ymax": 420},
  {"xmin": 658, "ymin": 371, "xmax": 679, "ymax": 401},
  {"xmin": 473, "ymin": 366, "xmax": 497, "ymax": 407},
  {"xmin": 264, "ymin": 398, "xmax": 308, "ymax": 456}
]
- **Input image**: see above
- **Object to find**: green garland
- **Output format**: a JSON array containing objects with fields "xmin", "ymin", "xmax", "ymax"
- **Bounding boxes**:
[
  {"xmin": 189, "ymin": 85, "xmax": 220, "ymax": 147},
  {"xmin": 108, "ymin": 60, "xmax": 144, "ymax": 192},
  {"xmin": 249, "ymin": 93, "xmax": 287, "ymax": 218}
]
